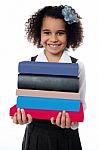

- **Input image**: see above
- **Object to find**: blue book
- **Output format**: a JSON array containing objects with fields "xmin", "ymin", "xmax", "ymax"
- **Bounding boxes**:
[
  {"xmin": 16, "ymin": 96, "xmax": 80, "ymax": 111},
  {"xmin": 18, "ymin": 61, "xmax": 78, "ymax": 77}
]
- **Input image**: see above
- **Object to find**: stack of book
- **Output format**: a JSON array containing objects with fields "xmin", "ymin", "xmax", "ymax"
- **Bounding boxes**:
[{"xmin": 9, "ymin": 61, "xmax": 84, "ymax": 122}]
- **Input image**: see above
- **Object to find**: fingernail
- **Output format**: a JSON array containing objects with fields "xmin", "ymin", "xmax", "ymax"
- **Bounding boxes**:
[
  {"xmin": 59, "ymin": 112, "xmax": 61, "ymax": 115},
  {"xmin": 15, "ymin": 112, "xmax": 17, "ymax": 116},
  {"xmin": 66, "ymin": 112, "xmax": 69, "ymax": 116},
  {"xmin": 21, "ymin": 109, "xmax": 24, "ymax": 112}
]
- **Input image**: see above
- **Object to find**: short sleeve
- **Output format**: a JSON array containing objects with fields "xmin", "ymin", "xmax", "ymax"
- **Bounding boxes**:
[
  {"xmin": 77, "ymin": 60, "xmax": 86, "ymax": 110},
  {"xmin": 71, "ymin": 60, "xmax": 86, "ymax": 130}
]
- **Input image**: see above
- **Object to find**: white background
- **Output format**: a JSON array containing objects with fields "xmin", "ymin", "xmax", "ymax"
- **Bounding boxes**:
[{"xmin": 0, "ymin": 0, "xmax": 99, "ymax": 149}]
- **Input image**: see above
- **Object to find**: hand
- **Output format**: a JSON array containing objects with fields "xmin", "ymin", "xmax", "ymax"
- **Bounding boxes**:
[
  {"xmin": 11, "ymin": 108, "xmax": 32, "ymax": 125},
  {"xmin": 51, "ymin": 111, "xmax": 74, "ymax": 128}
]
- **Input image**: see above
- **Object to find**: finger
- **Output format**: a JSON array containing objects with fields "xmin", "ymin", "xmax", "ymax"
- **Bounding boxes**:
[
  {"xmin": 11, "ymin": 116, "xmax": 13, "ymax": 119},
  {"xmin": 27, "ymin": 114, "xmax": 32, "ymax": 123},
  {"xmin": 13, "ymin": 113, "xmax": 18, "ymax": 124},
  {"xmin": 21, "ymin": 109, "xmax": 28, "ymax": 124},
  {"xmin": 71, "ymin": 122, "xmax": 77, "ymax": 126},
  {"xmin": 50, "ymin": 117, "xmax": 56, "ymax": 125},
  {"xmin": 61, "ymin": 111, "xmax": 66, "ymax": 128},
  {"xmin": 56, "ymin": 112, "xmax": 62, "ymax": 126},
  {"xmin": 66, "ymin": 113, "xmax": 71, "ymax": 128},
  {"xmin": 17, "ymin": 108, "xmax": 23, "ymax": 124}
]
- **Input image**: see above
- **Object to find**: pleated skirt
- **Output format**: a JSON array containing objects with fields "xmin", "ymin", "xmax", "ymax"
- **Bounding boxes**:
[{"xmin": 22, "ymin": 119, "xmax": 82, "ymax": 150}]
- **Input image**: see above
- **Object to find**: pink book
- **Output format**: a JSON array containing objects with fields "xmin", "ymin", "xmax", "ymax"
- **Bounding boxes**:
[
  {"xmin": 16, "ymin": 89, "xmax": 80, "ymax": 100},
  {"xmin": 9, "ymin": 103, "xmax": 84, "ymax": 122}
]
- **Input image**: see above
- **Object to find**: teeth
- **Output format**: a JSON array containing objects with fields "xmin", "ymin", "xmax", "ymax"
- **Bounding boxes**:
[
  {"xmin": 53, "ymin": 45, "xmax": 56, "ymax": 47},
  {"xmin": 49, "ymin": 44, "xmax": 58, "ymax": 47}
]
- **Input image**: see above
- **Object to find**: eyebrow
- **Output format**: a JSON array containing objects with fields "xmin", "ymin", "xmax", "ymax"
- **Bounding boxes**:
[{"xmin": 42, "ymin": 29, "xmax": 66, "ymax": 32}]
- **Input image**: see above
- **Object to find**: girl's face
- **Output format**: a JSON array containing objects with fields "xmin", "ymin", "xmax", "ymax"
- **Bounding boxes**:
[{"xmin": 41, "ymin": 16, "xmax": 67, "ymax": 56}]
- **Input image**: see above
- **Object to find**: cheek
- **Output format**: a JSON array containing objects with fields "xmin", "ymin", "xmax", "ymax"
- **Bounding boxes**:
[
  {"xmin": 61, "ymin": 36, "xmax": 67, "ymax": 45},
  {"xmin": 64, "ymin": 35, "xmax": 67, "ymax": 43},
  {"xmin": 41, "ymin": 36, "xmax": 47, "ymax": 44},
  {"xmin": 41, "ymin": 38, "xmax": 48, "ymax": 46}
]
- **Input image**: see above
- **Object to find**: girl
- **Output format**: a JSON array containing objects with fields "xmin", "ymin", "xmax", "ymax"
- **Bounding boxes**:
[{"xmin": 12, "ymin": 5, "xmax": 86, "ymax": 150}]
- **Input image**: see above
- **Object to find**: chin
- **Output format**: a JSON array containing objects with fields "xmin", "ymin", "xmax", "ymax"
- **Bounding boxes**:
[{"xmin": 49, "ymin": 49, "xmax": 63, "ymax": 55}]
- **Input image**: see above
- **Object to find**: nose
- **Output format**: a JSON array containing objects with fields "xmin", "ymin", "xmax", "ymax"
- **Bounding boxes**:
[{"xmin": 50, "ymin": 34, "xmax": 58, "ymax": 42}]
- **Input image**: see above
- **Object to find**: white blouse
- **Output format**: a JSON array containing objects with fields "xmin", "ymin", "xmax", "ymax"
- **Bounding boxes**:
[{"xmin": 32, "ymin": 50, "xmax": 86, "ymax": 129}]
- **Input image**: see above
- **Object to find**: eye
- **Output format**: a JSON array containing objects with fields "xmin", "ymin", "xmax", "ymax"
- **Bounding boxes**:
[
  {"xmin": 43, "ymin": 31, "xmax": 50, "ymax": 35},
  {"xmin": 57, "ymin": 32, "xmax": 66, "ymax": 35}
]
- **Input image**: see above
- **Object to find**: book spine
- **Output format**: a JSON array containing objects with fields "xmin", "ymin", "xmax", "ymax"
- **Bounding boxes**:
[
  {"xmin": 9, "ymin": 103, "xmax": 84, "ymax": 122},
  {"xmin": 16, "ymin": 96, "xmax": 80, "ymax": 111},
  {"xmin": 16, "ymin": 89, "xmax": 80, "ymax": 99},
  {"xmin": 18, "ymin": 61, "xmax": 78, "ymax": 76},
  {"xmin": 18, "ymin": 74, "xmax": 79, "ymax": 92}
]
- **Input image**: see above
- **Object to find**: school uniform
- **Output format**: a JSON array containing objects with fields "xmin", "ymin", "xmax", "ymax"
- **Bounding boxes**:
[{"xmin": 22, "ymin": 50, "xmax": 86, "ymax": 150}]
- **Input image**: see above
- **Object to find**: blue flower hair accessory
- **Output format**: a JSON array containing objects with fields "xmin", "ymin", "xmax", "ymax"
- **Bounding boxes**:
[{"xmin": 62, "ymin": 5, "xmax": 79, "ymax": 24}]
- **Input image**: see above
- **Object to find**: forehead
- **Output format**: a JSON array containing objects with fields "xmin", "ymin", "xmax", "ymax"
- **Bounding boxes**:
[{"xmin": 41, "ymin": 16, "xmax": 66, "ymax": 30}]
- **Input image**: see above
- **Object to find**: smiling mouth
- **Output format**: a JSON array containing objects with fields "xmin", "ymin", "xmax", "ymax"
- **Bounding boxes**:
[{"xmin": 48, "ymin": 44, "xmax": 61, "ymax": 48}]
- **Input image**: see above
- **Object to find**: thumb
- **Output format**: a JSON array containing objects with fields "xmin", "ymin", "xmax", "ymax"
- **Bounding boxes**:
[
  {"xmin": 50, "ymin": 117, "xmax": 56, "ymax": 125},
  {"xmin": 27, "ymin": 114, "xmax": 32, "ymax": 123}
]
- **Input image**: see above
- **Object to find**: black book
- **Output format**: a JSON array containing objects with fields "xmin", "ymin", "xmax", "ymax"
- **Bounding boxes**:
[{"xmin": 18, "ymin": 74, "xmax": 79, "ymax": 92}]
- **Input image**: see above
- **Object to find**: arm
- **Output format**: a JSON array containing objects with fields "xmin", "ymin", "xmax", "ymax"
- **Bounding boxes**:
[
  {"xmin": 51, "ymin": 60, "xmax": 86, "ymax": 129},
  {"xmin": 78, "ymin": 60, "xmax": 86, "ymax": 110}
]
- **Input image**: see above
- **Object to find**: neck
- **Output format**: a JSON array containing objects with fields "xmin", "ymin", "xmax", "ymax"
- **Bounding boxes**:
[{"xmin": 44, "ymin": 50, "xmax": 63, "ymax": 62}]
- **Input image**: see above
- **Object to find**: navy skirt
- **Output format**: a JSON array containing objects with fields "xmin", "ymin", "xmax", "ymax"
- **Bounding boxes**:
[{"xmin": 22, "ymin": 119, "xmax": 82, "ymax": 150}]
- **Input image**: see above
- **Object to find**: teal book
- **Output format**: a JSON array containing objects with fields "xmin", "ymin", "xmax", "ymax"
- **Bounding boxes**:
[{"xmin": 16, "ymin": 96, "xmax": 80, "ymax": 111}]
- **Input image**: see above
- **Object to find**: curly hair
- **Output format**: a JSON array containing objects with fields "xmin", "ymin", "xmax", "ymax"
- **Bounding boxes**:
[{"xmin": 25, "ymin": 5, "xmax": 83, "ymax": 50}]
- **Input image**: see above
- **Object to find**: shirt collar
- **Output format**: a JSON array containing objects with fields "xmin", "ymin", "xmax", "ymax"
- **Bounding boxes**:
[{"xmin": 35, "ymin": 50, "xmax": 72, "ymax": 63}]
